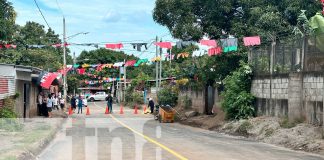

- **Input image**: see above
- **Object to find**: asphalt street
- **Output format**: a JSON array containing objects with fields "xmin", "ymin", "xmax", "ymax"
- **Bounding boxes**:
[{"xmin": 37, "ymin": 101, "xmax": 324, "ymax": 160}]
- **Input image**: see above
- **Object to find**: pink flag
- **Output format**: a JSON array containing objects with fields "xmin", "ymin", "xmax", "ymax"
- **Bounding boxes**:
[
  {"xmin": 154, "ymin": 42, "xmax": 172, "ymax": 49},
  {"xmin": 105, "ymin": 43, "xmax": 124, "ymax": 49},
  {"xmin": 125, "ymin": 60, "xmax": 136, "ymax": 67},
  {"xmin": 5, "ymin": 44, "xmax": 11, "ymax": 49},
  {"xmin": 200, "ymin": 40, "xmax": 217, "ymax": 47},
  {"xmin": 243, "ymin": 36, "xmax": 261, "ymax": 46}
]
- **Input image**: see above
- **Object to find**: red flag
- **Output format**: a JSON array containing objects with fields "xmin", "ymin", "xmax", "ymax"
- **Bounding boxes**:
[
  {"xmin": 154, "ymin": 42, "xmax": 172, "ymax": 49},
  {"xmin": 77, "ymin": 68, "xmax": 85, "ymax": 75},
  {"xmin": 208, "ymin": 47, "xmax": 222, "ymax": 56},
  {"xmin": 105, "ymin": 43, "xmax": 123, "ymax": 49},
  {"xmin": 40, "ymin": 73, "xmax": 58, "ymax": 89}
]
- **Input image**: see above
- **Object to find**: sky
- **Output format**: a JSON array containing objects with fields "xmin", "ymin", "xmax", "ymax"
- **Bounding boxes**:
[{"xmin": 9, "ymin": 0, "xmax": 174, "ymax": 60}]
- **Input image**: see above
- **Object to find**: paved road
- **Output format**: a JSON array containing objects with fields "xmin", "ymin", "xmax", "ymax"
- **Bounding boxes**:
[{"xmin": 37, "ymin": 102, "xmax": 324, "ymax": 160}]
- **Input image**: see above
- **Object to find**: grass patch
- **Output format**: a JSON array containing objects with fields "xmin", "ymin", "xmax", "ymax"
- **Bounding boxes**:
[
  {"xmin": 0, "ymin": 156, "xmax": 16, "ymax": 160},
  {"xmin": 17, "ymin": 130, "xmax": 47, "ymax": 144},
  {"xmin": 279, "ymin": 117, "xmax": 304, "ymax": 129},
  {"xmin": 0, "ymin": 119, "xmax": 24, "ymax": 132}
]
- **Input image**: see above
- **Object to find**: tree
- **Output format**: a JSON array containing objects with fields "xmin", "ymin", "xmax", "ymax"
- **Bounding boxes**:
[
  {"xmin": 153, "ymin": 0, "xmax": 321, "ymax": 40},
  {"xmin": 0, "ymin": 0, "xmax": 16, "ymax": 42}
]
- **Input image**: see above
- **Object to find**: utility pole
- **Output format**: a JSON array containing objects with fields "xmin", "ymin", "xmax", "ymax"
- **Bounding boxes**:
[
  {"xmin": 73, "ymin": 52, "xmax": 76, "ymax": 96},
  {"xmin": 63, "ymin": 17, "xmax": 68, "ymax": 108},
  {"xmin": 155, "ymin": 36, "xmax": 159, "ymax": 93},
  {"xmin": 159, "ymin": 38, "xmax": 162, "ymax": 90},
  {"xmin": 123, "ymin": 59, "xmax": 126, "ymax": 102}
]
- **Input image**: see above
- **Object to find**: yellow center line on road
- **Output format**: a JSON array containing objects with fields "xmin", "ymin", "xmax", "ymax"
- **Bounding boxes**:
[{"xmin": 93, "ymin": 102, "xmax": 188, "ymax": 160}]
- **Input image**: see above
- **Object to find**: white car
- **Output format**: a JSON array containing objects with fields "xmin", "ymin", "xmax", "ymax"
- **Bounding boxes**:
[{"xmin": 87, "ymin": 92, "xmax": 108, "ymax": 101}]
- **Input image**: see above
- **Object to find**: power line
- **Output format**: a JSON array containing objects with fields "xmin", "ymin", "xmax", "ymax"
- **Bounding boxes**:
[
  {"xmin": 33, "ymin": 0, "xmax": 51, "ymax": 29},
  {"xmin": 55, "ymin": 0, "xmax": 65, "ymax": 17}
]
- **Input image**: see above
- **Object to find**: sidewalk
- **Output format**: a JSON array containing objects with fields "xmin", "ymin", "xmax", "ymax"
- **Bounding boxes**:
[{"xmin": 0, "ymin": 110, "xmax": 67, "ymax": 160}]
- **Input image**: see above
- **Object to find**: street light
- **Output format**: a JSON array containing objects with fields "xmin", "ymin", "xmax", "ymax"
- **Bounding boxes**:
[
  {"xmin": 62, "ymin": 16, "xmax": 89, "ymax": 108},
  {"xmin": 67, "ymin": 32, "xmax": 89, "ymax": 40}
]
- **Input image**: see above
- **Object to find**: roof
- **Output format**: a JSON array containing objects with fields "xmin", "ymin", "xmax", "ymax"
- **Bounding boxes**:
[
  {"xmin": 147, "ymin": 77, "xmax": 176, "ymax": 82},
  {"xmin": 0, "ymin": 63, "xmax": 42, "ymax": 73}
]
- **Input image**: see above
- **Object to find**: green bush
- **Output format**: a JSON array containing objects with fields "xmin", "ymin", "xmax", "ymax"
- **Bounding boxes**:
[
  {"xmin": 0, "ymin": 107, "xmax": 17, "ymax": 118},
  {"xmin": 221, "ymin": 61, "xmax": 255, "ymax": 120},
  {"xmin": 125, "ymin": 90, "xmax": 144, "ymax": 106},
  {"xmin": 158, "ymin": 86, "xmax": 178, "ymax": 106},
  {"xmin": 0, "ymin": 97, "xmax": 17, "ymax": 118}
]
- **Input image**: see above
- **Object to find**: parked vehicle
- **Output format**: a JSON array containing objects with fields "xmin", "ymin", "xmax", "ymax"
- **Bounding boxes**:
[{"xmin": 87, "ymin": 92, "xmax": 108, "ymax": 102}]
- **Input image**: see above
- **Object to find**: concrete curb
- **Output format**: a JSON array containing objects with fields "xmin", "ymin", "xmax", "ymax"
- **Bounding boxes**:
[{"xmin": 17, "ymin": 116, "xmax": 67, "ymax": 160}]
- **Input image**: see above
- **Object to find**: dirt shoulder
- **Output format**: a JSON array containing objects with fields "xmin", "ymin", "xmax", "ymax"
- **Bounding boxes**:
[
  {"xmin": 0, "ymin": 110, "xmax": 67, "ymax": 160},
  {"xmin": 176, "ymin": 107, "xmax": 324, "ymax": 155}
]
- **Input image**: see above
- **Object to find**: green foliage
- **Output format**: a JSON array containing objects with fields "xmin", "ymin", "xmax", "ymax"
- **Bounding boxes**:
[
  {"xmin": 221, "ymin": 61, "xmax": 255, "ymax": 120},
  {"xmin": 0, "ymin": 107, "xmax": 17, "ymax": 118},
  {"xmin": 0, "ymin": 0, "xmax": 16, "ymax": 42},
  {"xmin": 279, "ymin": 117, "xmax": 304, "ymax": 128},
  {"xmin": 125, "ymin": 91, "xmax": 144, "ymax": 107},
  {"xmin": 0, "ymin": 97, "xmax": 17, "ymax": 118},
  {"xmin": 158, "ymin": 86, "xmax": 178, "ymax": 106},
  {"xmin": 153, "ymin": 0, "xmax": 320, "ymax": 40},
  {"xmin": 182, "ymin": 95, "xmax": 192, "ymax": 109}
]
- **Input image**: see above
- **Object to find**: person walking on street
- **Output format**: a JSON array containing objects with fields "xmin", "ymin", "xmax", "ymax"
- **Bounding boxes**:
[
  {"xmin": 60, "ymin": 98, "xmax": 65, "ymax": 111},
  {"xmin": 53, "ymin": 95, "xmax": 59, "ymax": 110},
  {"xmin": 148, "ymin": 98, "xmax": 155, "ymax": 114},
  {"xmin": 77, "ymin": 96, "xmax": 83, "ymax": 114},
  {"xmin": 107, "ymin": 94, "xmax": 113, "ymax": 113},
  {"xmin": 71, "ymin": 96, "xmax": 76, "ymax": 113},
  {"xmin": 46, "ymin": 95, "xmax": 53, "ymax": 118}
]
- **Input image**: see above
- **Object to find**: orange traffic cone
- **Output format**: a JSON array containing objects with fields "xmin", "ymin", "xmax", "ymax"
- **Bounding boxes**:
[
  {"xmin": 68, "ymin": 106, "xmax": 73, "ymax": 115},
  {"xmin": 86, "ymin": 107, "xmax": 90, "ymax": 115},
  {"xmin": 105, "ymin": 106, "xmax": 110, "ymax": 114},
  {"xmin": 120, "ymin": 105, "xmax": 124, "ymax": 114},
  {"xmin": 143, "ymin": 105, "xmax": 147, "ymax": 114},
  {"xmin": 134, "ymin": 105, "xmax": 138, "ymax": 114}
]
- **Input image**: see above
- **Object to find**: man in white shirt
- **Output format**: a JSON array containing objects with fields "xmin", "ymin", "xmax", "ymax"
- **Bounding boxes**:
[
  {"xmin": 53, "ymin": 95, "xmax": 59, "ymax": 110},
  {"xmin": 83, "ymin": 96, "xmax": 88, "ymax": 107}
]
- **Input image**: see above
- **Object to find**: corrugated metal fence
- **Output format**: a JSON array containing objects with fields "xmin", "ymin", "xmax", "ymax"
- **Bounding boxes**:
[{"xmin": 0, "ymin": 76, "xmax": 15, "ymax": 107}]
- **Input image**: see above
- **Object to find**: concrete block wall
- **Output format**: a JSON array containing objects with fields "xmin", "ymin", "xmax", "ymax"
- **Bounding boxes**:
[
  {"xmin": 178, "ymin": 89, "xmax": 206, "ymax": 114},
  {"xmin": 251, "ymin": 77, "xmax": 289, "ymax": 100},
  {"xmin": 303, "ymin": 74, "xmax": 324, "ymax": 102},
  {"xmin": 251, "ymin": 73, "xmax": 324, "ymax": 125}
]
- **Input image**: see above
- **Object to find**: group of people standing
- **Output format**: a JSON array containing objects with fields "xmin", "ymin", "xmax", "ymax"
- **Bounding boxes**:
[
  {"xmin": 70, "ymin": 95, "xmax": 88, "ymax": 114},
  {"xmin": 38, "ymin": 92, "xmax": 65, "ymax": 118}
]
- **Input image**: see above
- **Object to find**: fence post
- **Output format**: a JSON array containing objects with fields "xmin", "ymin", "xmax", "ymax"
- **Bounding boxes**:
[
  {"xmin": 269, "ymin": 40, "xmax": 276, "ymax": 116},
  {"xmin": 301, "ymin": 36, "xmax": 306, "ymax": 71}
]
